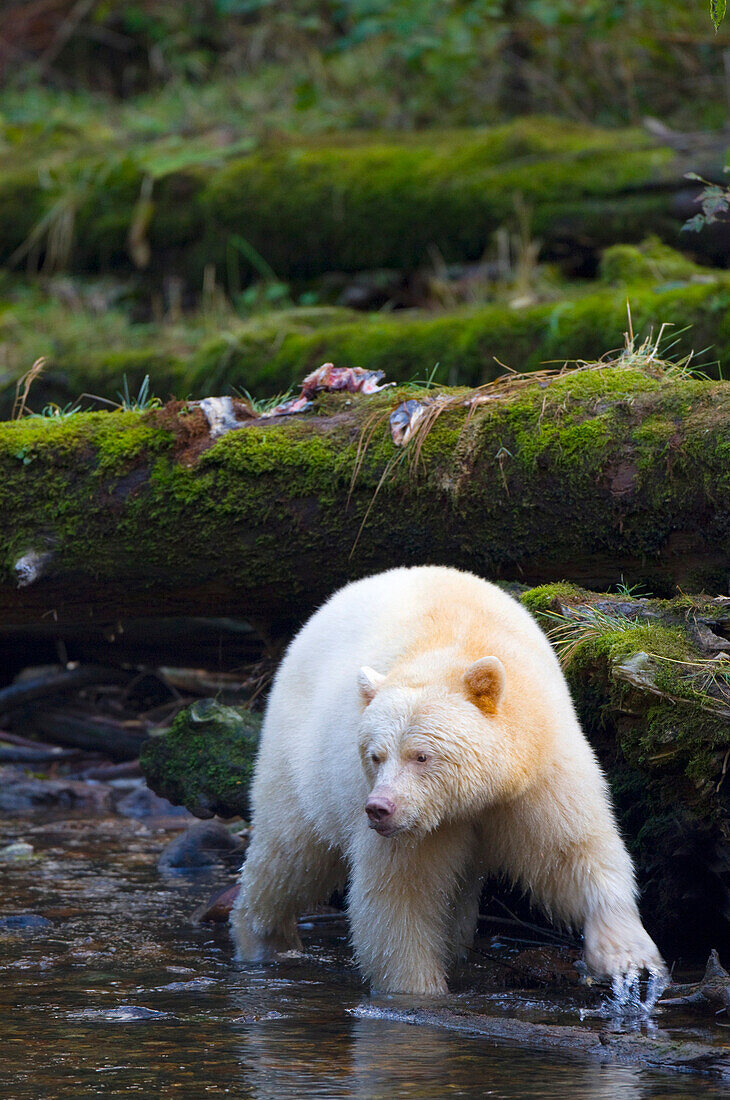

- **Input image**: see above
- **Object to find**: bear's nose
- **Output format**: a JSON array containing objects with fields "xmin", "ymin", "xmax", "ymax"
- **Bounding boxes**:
[{"xmin": 365, "ymin": 796, "xmax": 395, "ymax": 823}]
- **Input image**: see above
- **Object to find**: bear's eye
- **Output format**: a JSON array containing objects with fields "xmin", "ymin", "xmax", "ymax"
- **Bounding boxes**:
[
  {"xmin": 370, "ymin": 752, "xmax": 381, "ymax": 765},
  {"xmin": 416, "ymin": 753, "xmax": 428, "ymax": 764}
]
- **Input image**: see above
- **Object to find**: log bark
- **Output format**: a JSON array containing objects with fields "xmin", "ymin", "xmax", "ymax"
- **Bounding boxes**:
[
  {"xmin": 0, "ymin": 363, "xmax": 729, "ymax": 634},
  {"xmin": 29, "ymin": 709, "xmax": 149, "ymax": 761},
  {"xmin": 0, "ymin": 665, "xmax": 129, "ymax": 717}
]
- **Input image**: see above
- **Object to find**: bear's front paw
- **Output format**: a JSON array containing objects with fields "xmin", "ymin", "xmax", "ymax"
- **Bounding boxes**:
[{"xmin": 583, "ymin": 907, "xmax": 667, "ymax": 983}]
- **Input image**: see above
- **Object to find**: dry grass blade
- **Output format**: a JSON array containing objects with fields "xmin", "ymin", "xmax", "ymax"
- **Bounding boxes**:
[
  {"xmin": 348, "ymin": 450, "xmax": 406, "ymax": 559},
  {"xmin": 9, "ymin": 189, "xmax": 79, "ymax": 274},
  {"xmin": 13, "ymin": 357, "xmax": 48, "ymax": 420},
  {"xmin": 347, "ymin": 405, "xmax": 393, "ymax": 509}
]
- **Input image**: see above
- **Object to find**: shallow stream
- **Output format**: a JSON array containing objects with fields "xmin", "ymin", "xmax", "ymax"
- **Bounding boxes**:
[{"xmin": 1, "ymin": 814, "xmax": 728, "ymax": 1099}]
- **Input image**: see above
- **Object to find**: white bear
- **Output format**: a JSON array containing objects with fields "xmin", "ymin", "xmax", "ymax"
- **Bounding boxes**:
[{"xmin": 230, "ymin": 566, "xmax": 665, "ymax": 995}]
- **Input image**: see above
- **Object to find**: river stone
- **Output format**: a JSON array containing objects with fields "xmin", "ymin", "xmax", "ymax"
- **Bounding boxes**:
[
  {"xmin": 116, "ymin": 784, "xmax": 192, "ymax": 819},
  {"xmin": 0, "ymin": 766, "xmax": 113, "ymax": 814},
  {"xmin": 0, "ymin": 913, "xmax": 52, "ymax": 931},
  {"xmin": 0, "ymin": 841, "xmax": 34, "ymax": 860},
  {"xmin": 157, "ymin": 820, "xmax": 243, "ymax": 870},
  {"xmin": 68, "ymin": 1006, "xmax": 175, "ymax": 1022}
]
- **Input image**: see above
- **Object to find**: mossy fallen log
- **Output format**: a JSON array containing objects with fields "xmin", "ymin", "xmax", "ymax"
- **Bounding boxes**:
[
  {"xmin": 0, "ymin": 119, "xmax": 726, "ymax": 285},
  {"xmin": 140, "ymin": 586, "xmax": 730, "ymax": 957},
  {"xmin": 4, "ymin": 241, "xmax": 730, "ymax": 416},
  {"xmin": 0, "ymin": 361, "xmax": 729, "ymax": 630}
]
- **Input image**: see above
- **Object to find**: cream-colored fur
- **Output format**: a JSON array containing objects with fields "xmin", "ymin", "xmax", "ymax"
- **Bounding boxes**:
[{"xmin": 231, "ymin": 566, "xmax": 665, "ymax": 994}]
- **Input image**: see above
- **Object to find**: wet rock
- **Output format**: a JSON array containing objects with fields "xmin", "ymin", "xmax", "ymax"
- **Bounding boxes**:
[
  {"xmin": 154, "ymin": 977, "xmax": 220, "ymax": 991},
  {"xmin": 193, "ymin": 882, "xmax": 241, "ymax": 922},
  {"xmin": 0, "ymin": 841, "xmax": 34, "ymax": 860},
  {"xmin": 116, "ymin": 784, "xmax": 192, "ymax": 819},
  {"xmin": 140, "ymin": 701, "xmax": 261, "ymax": 819},
  {"xmin": 0, "ymin": 766, "xmax": 113, "ymax": 815},
  {"xmin": 157, "ymin": 821, "xmax": 244, "ymax": 871},
  {"xmin": 0, "ymin": 913, "xmax": 52, "ymax": 931},
  {"xmin": 68, "ymin": 1006, "xmax": 175, "ymax": 1022}
]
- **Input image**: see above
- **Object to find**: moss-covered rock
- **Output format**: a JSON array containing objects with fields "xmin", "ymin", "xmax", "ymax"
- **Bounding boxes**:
[
  {"xmin": 522, "ymin": 586, "xmax": 730, "ymax": 952},
  {"xmin": 598, "ymin": 236, "xmax": 712, "ymax": 285},
  {"xmin": 140, "ymin": 699, "xmax": 261, "ymax": 819}
]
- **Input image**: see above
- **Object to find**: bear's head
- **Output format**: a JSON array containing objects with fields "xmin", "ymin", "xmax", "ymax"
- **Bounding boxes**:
[{"xmin": 356, "ymin": 655, "xmax": 514, "ymax": 838}]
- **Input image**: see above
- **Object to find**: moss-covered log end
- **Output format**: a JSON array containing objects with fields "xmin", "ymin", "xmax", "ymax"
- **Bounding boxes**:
[
  {"xmin": 521, "ymin": 587, "xmax": 730, "ymax": 951},
  {"xmin": 140, "ymin": 700, "xmax": 261, "ymax": 819}
]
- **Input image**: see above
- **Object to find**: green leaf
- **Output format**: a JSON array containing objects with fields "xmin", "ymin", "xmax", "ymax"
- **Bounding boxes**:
[{"xmin": 711, "ymin": 0, "xmax": 727, "ymax": 31}]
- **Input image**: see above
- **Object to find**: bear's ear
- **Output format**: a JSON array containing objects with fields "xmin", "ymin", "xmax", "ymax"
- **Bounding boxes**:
[
  {"xmin": 358, "ymin": 666, "xmax": 386, "ymax": 704},
  {"xmin": 463, "ymin": 656, "xmax": 506, "ymax": 711}
]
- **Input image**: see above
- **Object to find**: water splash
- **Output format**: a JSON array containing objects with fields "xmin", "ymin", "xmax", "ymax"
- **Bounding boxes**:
[
  {"xmin": 642, "ymin": 966, "xmax": 669, "ymax": 1014},
  {"xmin": 585, "ymin": 966, "xmax": 669, "ymax": 1023},
  {"xmin": 609, "ymin": 966, "xmax": 643, "ymax": 1017},
  {"xmin": 578, "ymin": 966, "xmax": 669, "ymax": 1026}
]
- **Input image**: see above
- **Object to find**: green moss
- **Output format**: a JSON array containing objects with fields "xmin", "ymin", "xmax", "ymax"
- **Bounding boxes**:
[
  {"xmin": 599, "ymin": 237, "xmax": 710, "ymax": 285},
  {"xmin": 520, "ymin": 582, "xmax": 593, "ymax": 616},
  {"xmin": 199, "ymin": 123, "xmax": 678, "ymax": 280},
  {"xmin": 140, "ymin": 700, "xmax": 262, "ymax": 819},
  {"xmin": 552, "ymin": 616, "xmax": 728, "ymax": 789},
  {"xmin": 573, "ymin": 622, "xmax": 691, "ymax": 668}
]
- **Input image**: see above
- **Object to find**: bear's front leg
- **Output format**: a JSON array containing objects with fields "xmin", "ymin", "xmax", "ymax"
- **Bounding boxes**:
[
  {"xmin": 347, "ymin": 826, "xmax": 471, "ymax": 995},
  {"xmin": 486, "ymin": 763, "xmax": 667, "ymax": 986}
]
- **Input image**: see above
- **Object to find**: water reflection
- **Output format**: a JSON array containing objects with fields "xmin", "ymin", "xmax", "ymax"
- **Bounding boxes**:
[
  {"xmin": 0, "ymin": 815, "xmax": 727, "ymax": 1100},
  {"xmin": 231, "ymin": 991, "xmax": 718, "ymax": 1100}
]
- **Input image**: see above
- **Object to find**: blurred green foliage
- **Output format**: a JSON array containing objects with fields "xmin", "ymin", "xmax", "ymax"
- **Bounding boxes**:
[{"xmin": 1, "ymin": 1, "xmax": 728, "ymax": 129}]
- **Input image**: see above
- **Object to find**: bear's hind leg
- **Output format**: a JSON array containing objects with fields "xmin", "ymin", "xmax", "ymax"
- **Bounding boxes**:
[
  {"xmin": 449, "ymin": 873, "xmax": 483, "ymax": 963},
  {"xmin": 231, "ymin": 826, "xmax": 343, "ymax": 962}
]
